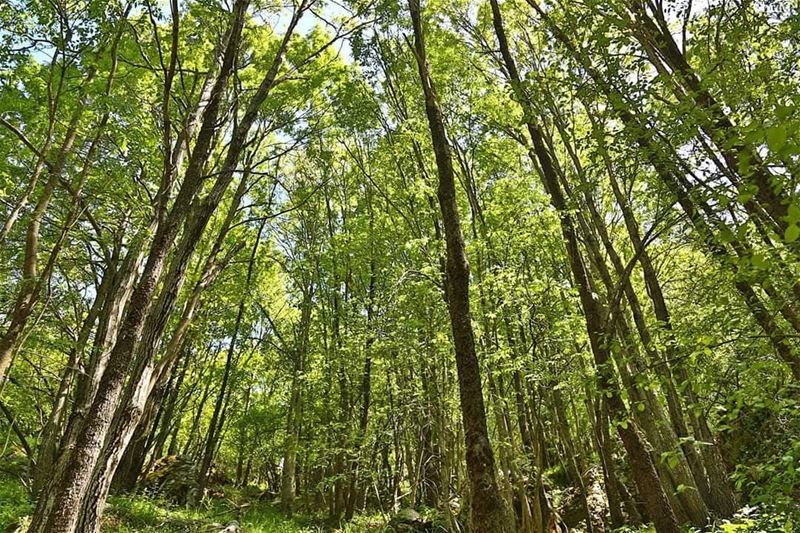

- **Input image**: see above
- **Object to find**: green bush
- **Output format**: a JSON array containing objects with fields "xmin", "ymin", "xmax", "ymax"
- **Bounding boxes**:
[{"xmin": 0, "ymin": 476, "xmax": 32, "ymax": 530}]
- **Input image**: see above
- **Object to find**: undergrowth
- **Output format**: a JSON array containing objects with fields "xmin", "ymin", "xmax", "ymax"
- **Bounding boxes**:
[{"xmin": 1, "ymin": 474, "xmax": 797, "ymax": 532}]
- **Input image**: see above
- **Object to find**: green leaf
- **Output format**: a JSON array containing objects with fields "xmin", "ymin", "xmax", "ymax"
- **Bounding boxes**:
[
  {"xmin": 719, "ymin": 227, "xmax": 736, "ymax": 243},
  {"xmin": 776, "ymin": 104, "xmax": 794, "ymax": 120},
  {"xmin": 787, "ymin": 204, "xmax": 800, "ymax": 225},
  {"xmin": 668, "ymin": 455, "xmax": 679, "ymax": 469},
  {"xmin": 767, "ymin": 126, "xmax": 787, "ymax": 152},
  {"xmin": 785, "ymin": 224, "xmax": 800, "ymax": 243},
  {"xmin": 751, "ymin": 253, "xmax": 767, "ymax": 270}
]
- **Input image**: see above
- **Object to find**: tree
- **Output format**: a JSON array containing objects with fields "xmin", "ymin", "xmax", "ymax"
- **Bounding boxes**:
[
  {"xmin": 1, "ymin": 1, "xmax": 798, "ymax": 532},
  {"xmin": 408, "ymin": 1, "xmax": 511, "ymax": 531}
]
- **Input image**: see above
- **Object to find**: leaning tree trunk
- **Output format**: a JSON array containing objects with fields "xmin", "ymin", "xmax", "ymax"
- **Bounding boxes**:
[
  {"xmin": 0, "ymin": 7, "xmax": 131, "ymax": 385},
  {"xmin": 527, "ymin": 0, "xmax": 800, "ymax": 380},
  {"xmin": 197, "ymin": 222, "xmax": 263, "ymax": 499},
  {"xmin": 623, "ymin": 3, "xmax": 790, "ymax": 234},
  {"xmin": 600, "ymin": 152, "xmax": 739, "ymax": 517},
  {"xmin": 488, "ymin": 2, "xmax": 680, "ymax": 532},
  {"xmin": 27, "ymin": 4, "xmax": 249, "ymax": 530}
]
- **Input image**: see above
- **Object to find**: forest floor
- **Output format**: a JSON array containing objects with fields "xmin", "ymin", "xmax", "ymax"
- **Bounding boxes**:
[
  {"xmin": 0, "ymin": 474, "xmax": 386, "ymax": 532},
  {"xmin": 0, "ymin": 474, "xmax": 794, "ymax": 532}
]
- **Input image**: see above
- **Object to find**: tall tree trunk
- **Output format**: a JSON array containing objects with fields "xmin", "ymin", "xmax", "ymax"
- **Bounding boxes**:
[
  {"xmin": 345, "ymin": 231, "xmax": 377, "ymax": 520},
  {"xmin": 564, "ymin": 179, "xmax": 708, "ymax": 525},
  {"xmin": 549, "ymin": 100, "xmax": 719, "ymax": 518},
  {"xmin": 33, "ymin": 251, "xmax": 118, "ymax": 495},
  {"xmin": 408, "ymin": 2, "xmax": 511, "ymax": 531},
  {"xmin": 236, "ymin": 379, "xmax": 252, "ymax": 487}
]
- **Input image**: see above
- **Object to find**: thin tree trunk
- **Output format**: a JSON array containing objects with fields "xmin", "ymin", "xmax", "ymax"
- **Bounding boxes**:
[
  {"xmin": 281, "ymin": 287, "xmax": 313, "ymax": 514},
  {"xmin": 599, "ymin": 141, "xmax": 738, "ymax": 517},
  {"xmin": 236, "ymin": 380, "xmax": 252, "ymax": 486},
  {"xmin": 528, "ymin": 0, "xmax": 800, "ymax": 379},
  {"xmin": 623, "ymin": 3, "xmax": 790, "ymax": 233},
  {"xmin": 0, "ymin": 8, "xmax": 129, "ymax": 384},
  {"xmin": 345, "ymin": 244, "xmax": 377, "ymax": 519},
  {"xmin": 197, "ymin": 224, "xmax": 263, "ymax": 499}
]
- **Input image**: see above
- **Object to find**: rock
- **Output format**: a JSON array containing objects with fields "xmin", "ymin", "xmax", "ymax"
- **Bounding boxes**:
[
  {"xmin": 142, "ymin": 455, "xmax": 228, "ymax": 504},
  {"xmin": 207, "ymin": 520, "xmax": 240, "ymax": 532},
  {"xmin": 220, "ymin": 520, "xmax": 240, "ymax": 532},
  {"xmin": 396, "ymin": 509, "xmax": 422, "ymax": 522},
  {"xmin": 557, "ymin": 470, "xmax": 608, "ymax": 532},
  {"xmin": 389, "ymin": 508, "xmax": 433, "ymax": 532},
  {"xmin": 258, "ymin": 489, "xmax": 278, "ymax": 502},
  {"xmin": 558, "ymin": 487, "xmax": 585, "ymax": 528},
  {"xmin": 142, "ymin": 455, "xmax": 196, "ymax": 503}
]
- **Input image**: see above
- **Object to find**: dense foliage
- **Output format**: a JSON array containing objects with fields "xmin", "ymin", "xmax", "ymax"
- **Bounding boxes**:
[{"xmin": 0, "ymin": 0, "xmax": 798, "ymax": 532}]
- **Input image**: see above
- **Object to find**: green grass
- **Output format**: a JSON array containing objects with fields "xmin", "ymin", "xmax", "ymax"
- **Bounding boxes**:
[
  {"xmin": 0, "ymin": 474, "xmax": 325, "ymax": 532},
  {"xmin": 3, "ymin": 473, "xmax": 794, "ymax": 533},
  {"xmin": 0, "ymin": 473, "xmax": 389, "ymax": 532},
  {"xmin": 104, "ymin": 495, "xmax": 216, "ymax": 532},
  {"xmin": 104, "ymin": 494, "xmax": 340, "ymax": 532},
  {"xmin": 103, "ymin": 492, "xmax": 394, "ymax": 532}
]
